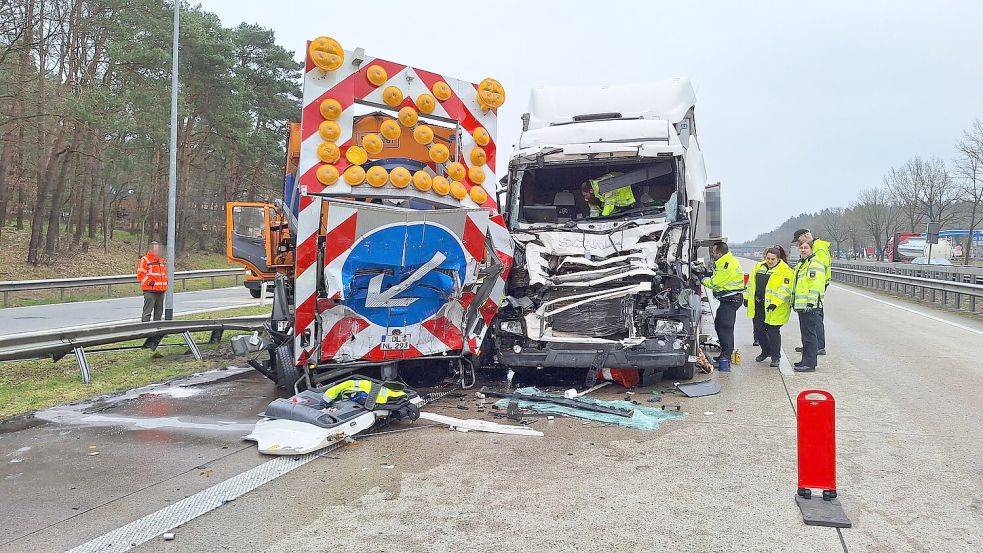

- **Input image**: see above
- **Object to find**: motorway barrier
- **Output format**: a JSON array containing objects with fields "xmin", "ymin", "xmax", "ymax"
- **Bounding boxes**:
[
  {"xmin": 831, "ymin": 261, "xmax": 983, "ymax": 313},
  {"xmin": 0, "ymin": 316, "xmax": 267, "ymax": 384},
  {"xmin": 0, "ymin": 268, "xmax": 245, "ymax": 306}
]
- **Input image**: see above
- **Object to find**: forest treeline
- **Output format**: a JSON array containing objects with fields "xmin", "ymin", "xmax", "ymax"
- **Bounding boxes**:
[{"xmin": 0, "ymin": 0, "xmax": 301, "ymax": 264}]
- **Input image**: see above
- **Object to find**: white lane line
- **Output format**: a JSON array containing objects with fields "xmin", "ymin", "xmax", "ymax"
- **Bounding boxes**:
[
  {"xmin": 64, "ymin": 448, "xmax": 333, "ymax": 553},
  {"xmin": 0, "ymin": 287, "xmax": 246, "ymax": 313},
  {"xmin": 831, "ymin": 284, "xmax": 983, "ymax": 337},
  {"xmin": 0, "ymin": 303, "xmax": 265, "ymax": 339}
]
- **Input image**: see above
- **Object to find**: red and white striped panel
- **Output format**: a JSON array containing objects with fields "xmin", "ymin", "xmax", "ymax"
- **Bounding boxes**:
[{"xmin": 294, "ymin": 41, "xmax": 502, "ymax": 366}]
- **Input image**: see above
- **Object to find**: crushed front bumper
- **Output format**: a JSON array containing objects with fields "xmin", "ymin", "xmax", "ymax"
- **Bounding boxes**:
[{"xmin": 495, "ymin": 339, "xmax": 689, "ymax": 370}]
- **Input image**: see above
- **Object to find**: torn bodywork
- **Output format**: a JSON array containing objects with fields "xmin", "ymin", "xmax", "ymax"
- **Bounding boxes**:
[{"xmin": 494, "ymin": 220, "xmax": 701, "ymax": 373}]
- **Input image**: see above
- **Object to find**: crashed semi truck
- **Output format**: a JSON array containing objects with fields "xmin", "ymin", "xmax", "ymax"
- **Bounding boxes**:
[
  {"xmin": 491, "ymin": 80, "xmax": 711, "ymax": 382},
  {"xmin": 227, "ymin": 36, "xmax": 512, "ymax": 391}
]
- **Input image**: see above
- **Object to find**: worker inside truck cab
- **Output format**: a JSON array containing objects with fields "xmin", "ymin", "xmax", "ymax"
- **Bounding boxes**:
[{"xmin": 580, "ymin": 172, "xmax": 636, "ymax": 217}]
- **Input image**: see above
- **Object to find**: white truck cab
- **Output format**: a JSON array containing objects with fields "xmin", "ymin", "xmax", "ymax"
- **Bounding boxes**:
[{"xmin": 495, "ymin": 79, "xmax": 710, "ymax": 381}]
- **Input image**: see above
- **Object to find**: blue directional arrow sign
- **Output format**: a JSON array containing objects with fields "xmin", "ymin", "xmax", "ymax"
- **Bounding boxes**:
[{"xmin": 342, "ymin": 223, "xmax": 467, "ymax": 327}]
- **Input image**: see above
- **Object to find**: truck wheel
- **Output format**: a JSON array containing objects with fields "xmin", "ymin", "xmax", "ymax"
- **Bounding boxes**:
[
  {"xmin": 665, "ymin": 361, "xmax": 696, "ymax": 380},
  {"xmin": 273, "ymin": 344, "xmax": 304, "ymax": 392},
  {"xmin": 249, "ymin": 288, "xmax": 261, "ymax": 298}
]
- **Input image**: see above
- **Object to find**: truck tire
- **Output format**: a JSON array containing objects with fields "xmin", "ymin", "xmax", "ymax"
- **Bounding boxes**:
[
  {"xmin": 249, "ymin": 288, "xmax": 261, "ymax": 298},
  {"xmin": 273, "ymin": 344, "xmax": 304, "ymax": 392},
  {"xmin": 665, "ymin": 361, "xmax": 696, "ymax": 380}
]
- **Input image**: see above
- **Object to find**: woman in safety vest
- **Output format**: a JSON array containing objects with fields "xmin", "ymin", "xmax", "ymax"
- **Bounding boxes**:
[
  {"xmin": 743, "ymin": 246, "xmax": 793, "ymax": 368},
  {"xmin": 792, "ymin": 240, "xmax": 828, "ymax": 372}
]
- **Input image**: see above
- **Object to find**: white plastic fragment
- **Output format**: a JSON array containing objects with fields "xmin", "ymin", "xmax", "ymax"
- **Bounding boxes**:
[
  {"xmin": 162, "ymin": 532, "xmax": 175, "ymax": 541},
  {"xmin": 563, "ymin": 388, "xmax": 578, "ymax": 399},
  {"xmin": 419, "ymin": 412, "xmax": 543, "ymax": 437}
]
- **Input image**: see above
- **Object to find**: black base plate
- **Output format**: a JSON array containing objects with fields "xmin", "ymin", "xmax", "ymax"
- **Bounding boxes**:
[{"xmin": 795, "ymin": 494, "xmax": 852, "ymax": 528}]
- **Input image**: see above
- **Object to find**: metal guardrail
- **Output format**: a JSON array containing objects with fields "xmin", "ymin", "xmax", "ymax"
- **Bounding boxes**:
[
  {"xmin": 0, "ymin": 316, "xmax": 268, "ymax": 384},
  {"xmin": 0, "ymin": 268, "xmax": 244, "ymax": 306},
  {"xmin": 831, "ymin": 261, "xmax": 983, "ymax": 313}
]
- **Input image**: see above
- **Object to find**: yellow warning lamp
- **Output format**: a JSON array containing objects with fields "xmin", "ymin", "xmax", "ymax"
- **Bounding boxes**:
[
  {"xmin": 390, "ymin": 167, "xmax": 412, "ymax": 188},
  {"xmin": 412, "ymin": 170, "xmax": 433, "ymax": 192},
  {"xmin": 362, "ymin": 133, "xmax": 384, "ymax": 155},
  {"xmin": 316, "ymin": 142, "xmax": 340, "ymax": 164},
  {"xmin": 468, "ymin": 166, "xmax": 486, "ymax": 184},
  {"xmin": 318, "ymin": 121, "xmax": 341, "ymax": 142},
  {"xmin": 450, "ymin": 180, "xmax": 468, "ymax": 200},
  {"xmin": 432, "ymin": 81, "xmax": 452, "ymax": 101},
  {"xmin": 398, "ymin": 106, "xmax": 418, "ymax": 127},
  {"xmin": 429, "ymin": 144, "xmax": 450, "ymax": 164},
  {"xmin": 379, "ymin": 119, "xmax": 401, "ymax": 141},
  {"xmin": 432, "ymin": 176, "xmax": 450, "ymax": 196},
  {"xmin": 316, "ymin": 164, "xmax": 340, "ymax": 186},
  {"xmin": 366, "ymin": 166, "xmax": 389, "ymax": 187},
  {"xmin": 472, "ymin": 126, "xmax": 490, "ymax": 146},
  {"xmin": 344, "ymin": 165, "xmax": 366, "ymax": 185},
  {"xmin": 469, "ymin": 185, "xmax": 488, "ymax": 204},
  {"xmin": 413, "ymin": 125, "xmax": 434, "ymax": 145},
  {"xmin": 346, "ymin": 145, "xmax": 368, "ymax": 165},
  {"xmin": 469, "ymin": 146, "xmax": 487, "ymax": 167},
  {"xmin": 446, "ymin": 162, "xmax": 466, "ymax": 182},
  {"xmin": 476, "ymin": 78, "xmax": 505, "ymax": 110},
  {"xmin": 319, "ymin": 98, "xmax": 343, "ymax": 121},
  {"xmin": 383, "ymin": 86, "xmax": 404, "ymax": 107},
  {"xmin": 416, "ymin": 93, "xmax": 436, "ymax": 114},
  {"xmin": 308, "ymin": 36, "xmax": 344, "ymax": 72},
  {"xmin": 366, "ymin": 64, "xmax": 388, "ymax": 86}
]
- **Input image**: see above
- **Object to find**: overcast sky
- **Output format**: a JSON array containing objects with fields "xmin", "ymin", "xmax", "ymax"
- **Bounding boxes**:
[{"xmin": 200, "ymin": 0, "xmax": 983, "ymax": 241}]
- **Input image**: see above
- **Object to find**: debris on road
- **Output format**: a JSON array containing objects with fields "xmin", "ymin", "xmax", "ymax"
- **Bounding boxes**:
[
  {"xmin": 492, "ymin": 387, "xmax": 684, "ymax": 430},
  {"xmin": 675, "ymin": 378, "xmax": 721, "ymax": 398},
  {"xmin": 162, "ymin": 532, "xmax": 176, "ymax": 541},
  {"xmin": 418, "ymin": 412, "xmax": 544, "ymax": 437}
]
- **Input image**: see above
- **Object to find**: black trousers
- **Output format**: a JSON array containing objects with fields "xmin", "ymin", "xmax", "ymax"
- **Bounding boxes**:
[
  {"xmin": 752, "ymin": 300, "xmax": 768, "ymax": 354},
  {"xmin": 142, "ymin": 291, "xmax": 164, "ymax": 322},
  {"xmin": 764, "ymin": 324, "xmax": 782, "ymax": 361},
  {"xmin": 816, "ymin": 306, "xmax": 826, "ymax": 350},
  {"xmin": 797, "ymin": 309, "xmax": 820, "ymax": 367},
  {"xmin": 714, "ymin": 298, "xmax": 740, "ymax": 357}
]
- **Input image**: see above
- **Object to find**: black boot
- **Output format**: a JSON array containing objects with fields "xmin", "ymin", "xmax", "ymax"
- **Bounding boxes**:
[
  {"xmin": 754, "ymin": 352, "xmax": 768, "ymax": 363},
  {"xmin": 769, "ymin": 358, "xmax": 781, "ymax": 368}
]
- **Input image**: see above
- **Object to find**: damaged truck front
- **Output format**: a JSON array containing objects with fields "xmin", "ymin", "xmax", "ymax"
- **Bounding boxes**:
[{"xmin": 493, "ymin": 80, "xmax": 710, "ymax": 381}]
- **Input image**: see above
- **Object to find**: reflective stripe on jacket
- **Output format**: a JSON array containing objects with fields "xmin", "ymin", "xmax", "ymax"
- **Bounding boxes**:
[
  {"xmin": 589, "ymin": 173, "xmax": 636, "ymax": 216},
  {"xmin": 745, "ymin": 260, "xmax": 794, "ymax": 326},
  {"xmin": 137, "ymin": 254, "xmax": 168, "ymax": 292},
  {"xmin": 702, "ymin": 251, "xmax": 745, "ymax": 297},
  {"xmin": 793, "ymin": 255, "xmax": 826, "ymax": 311},
  {"xmin": 812, "ymin": 239, "xmax": 832, "ymax": 282}
]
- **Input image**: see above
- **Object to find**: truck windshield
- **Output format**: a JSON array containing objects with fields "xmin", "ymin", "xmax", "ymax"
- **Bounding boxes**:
[{"xmin": 513, "ymin": 159, "xmax": 678, "ymax": 224}]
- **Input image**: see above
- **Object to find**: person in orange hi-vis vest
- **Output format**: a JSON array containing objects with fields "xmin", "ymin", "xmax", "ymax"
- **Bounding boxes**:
[{"xmin": 137, "ymin": 241, "xmax": 168, "ymax": 321}]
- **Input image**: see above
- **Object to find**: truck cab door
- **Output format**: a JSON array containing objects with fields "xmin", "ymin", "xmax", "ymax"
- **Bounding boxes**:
[{"xmin": 226, "ymin": 202, "xmax": 273, "ymax": 278}]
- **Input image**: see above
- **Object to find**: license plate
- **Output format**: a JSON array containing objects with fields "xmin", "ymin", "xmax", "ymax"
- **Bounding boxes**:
[{"xmin": 381, "ymin": 330, "xmax": 410, "ymax": 350}]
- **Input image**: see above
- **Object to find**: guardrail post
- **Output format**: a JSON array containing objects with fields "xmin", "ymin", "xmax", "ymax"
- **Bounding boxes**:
[
  {"xmin": 182, "ymin": 331, "xmax": 203, "ymax": 361},
  {"xmin": 260, "ymin": 281, "xmax": 268, "ymax": 307},
  {"xmin": 211, "ymin": 276, "xmax": 216, "ymax": 289},
  {"xmin": 3, "ymin": 291, "xmax": 7, "ymax": 307},
  {"xmin": 60, "ymin": 288, "xmax": 65, "ymax": 302},
  {"xmin": 73, "ymin": 346, "xmax": 92, "ymax": 384},
  {"xmin": 182, "ymin": 279, "xmax": 187, "ymax": 290}
]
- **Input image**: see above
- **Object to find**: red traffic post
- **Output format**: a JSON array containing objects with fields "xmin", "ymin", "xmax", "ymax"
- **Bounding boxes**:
[
  {"xmin": 796, "ymin": 389, "xmax": 836, "ymax": 499},
  {"xmin": 795, "ymin": 390, "xmax": 851, "ymax": 527}
]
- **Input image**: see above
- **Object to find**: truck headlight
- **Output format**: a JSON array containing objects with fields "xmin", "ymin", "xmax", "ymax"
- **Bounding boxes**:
[
  {"xmin": 498, "ymin": 320, "xmax": 524, "ymax": 336},
  {"xmin": 654, "ymin": 320, "xmax": 684, "ymax": 334}
]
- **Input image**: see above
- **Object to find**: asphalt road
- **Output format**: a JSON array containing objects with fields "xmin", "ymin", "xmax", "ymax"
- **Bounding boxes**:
[
  {"xmin": 0, "ymin": 287, "xmax": 261, "ymax": 335},
  {"xmin": 1, "ymin": 264, "xmax": 981, "ymax": 552}
]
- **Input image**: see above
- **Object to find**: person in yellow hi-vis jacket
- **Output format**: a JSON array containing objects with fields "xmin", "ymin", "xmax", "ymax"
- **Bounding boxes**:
[
  {"xmin": 701, "ymin": 241, "xmax": 745, "ymax": 371},
  {"xmin": 792, "ymin": 240, "xmax": 828, "ymax": 372},
  {"xmin": 580, "ymin": 172, "xmax": 636, "ymax": 217},
  {"xmin": 744, "ymin": 246, "xmax": 794, "ymax": 368}
]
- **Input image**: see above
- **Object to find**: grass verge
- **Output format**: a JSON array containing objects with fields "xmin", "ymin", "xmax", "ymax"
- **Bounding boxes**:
[{"xmin": 0, "ymin": 305, "xmax": 272, "ymax": 421}]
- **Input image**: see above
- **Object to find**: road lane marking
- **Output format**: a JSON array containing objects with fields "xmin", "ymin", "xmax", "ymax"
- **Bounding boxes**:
[{"xmin": 831, "ymin": 284, "xmax": 983, "ymax": 337}]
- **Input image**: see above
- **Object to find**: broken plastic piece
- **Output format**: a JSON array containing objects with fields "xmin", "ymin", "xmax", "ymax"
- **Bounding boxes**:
[
  {"xmin": 675, "ymin": 378, "xmax": 721, "ymax": 398},
  {"xmin": 418, "ymin": 412, "xmax": 543, "ymax": 437}
]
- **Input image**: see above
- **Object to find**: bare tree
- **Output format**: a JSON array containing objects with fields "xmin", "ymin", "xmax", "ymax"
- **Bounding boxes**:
[
  {"xmin": 886, "ymin": 157, "xmax": 959, "ymax": 232},
  {"xmin": 852, "ymin": 185, "xmax": 900, "ymax": 260},
  {"xmin": 955, "ymin": 119, "xmax": 983, "ymax": 264},
  {"xmin": 817, "ymin": 207, "xmax": 849, "ymax": 259}
]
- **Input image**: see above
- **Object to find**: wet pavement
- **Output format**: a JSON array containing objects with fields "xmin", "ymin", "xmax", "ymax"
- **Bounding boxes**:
[{"xmin": 0, "ymin": 368, "xmax": 279, "ymax": 552}]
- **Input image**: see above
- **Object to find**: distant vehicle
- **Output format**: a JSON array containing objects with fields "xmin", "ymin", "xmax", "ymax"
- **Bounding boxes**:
[{"xmin": 910, "ymin": 257, "xmax": 952, "ymax": 266}]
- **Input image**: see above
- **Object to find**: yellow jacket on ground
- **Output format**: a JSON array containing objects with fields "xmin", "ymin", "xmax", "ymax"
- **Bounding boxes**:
[
  {"xmin": 744, "ymin": 260, "xmax": 794, "ymax": 326},
  {"xmin": 702, "ymin": 251, "xmax": 745, "ymax": 297},
  {"xmin": 793, "ymin": 255, "xmax": 827, "ymax": 311}
]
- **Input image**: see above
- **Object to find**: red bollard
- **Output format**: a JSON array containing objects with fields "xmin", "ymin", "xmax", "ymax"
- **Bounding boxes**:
[{"xmin": 796, "ymin": 390, "xmax": 837, "ymax": 500}]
